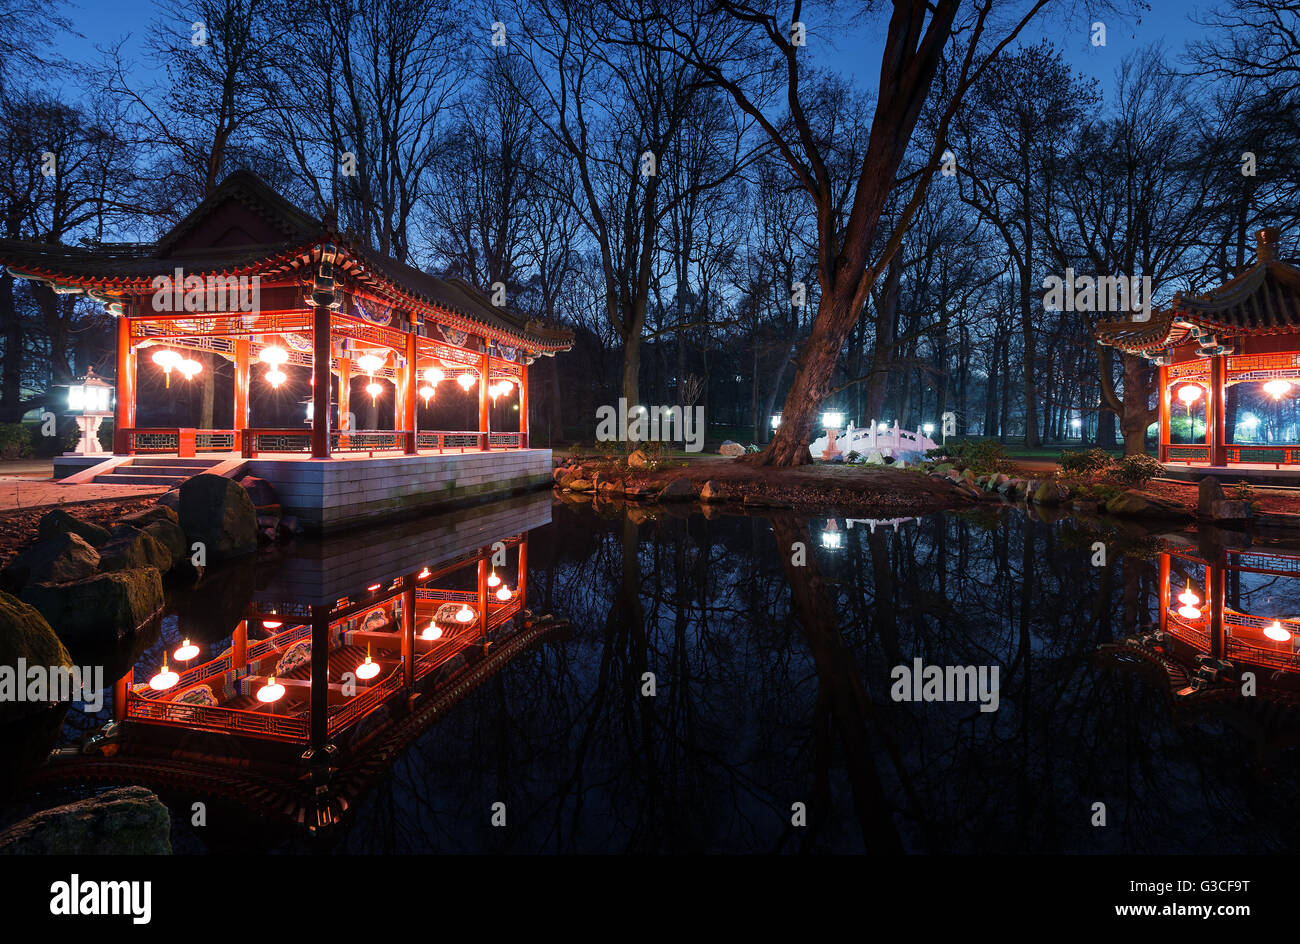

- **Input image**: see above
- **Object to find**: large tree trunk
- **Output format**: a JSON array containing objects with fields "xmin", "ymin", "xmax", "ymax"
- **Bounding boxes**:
[
  {"xmin": 0, "ymin": 274, "xmax": 22, "ymax": 422},
  {"xmin": 1119, "ymin": 353, "xmax": 1156, "ymax": 456}
]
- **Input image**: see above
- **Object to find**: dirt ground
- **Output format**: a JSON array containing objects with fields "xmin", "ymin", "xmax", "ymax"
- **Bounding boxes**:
[{"xmin": 0, "ymin": 496, "xmax": 162, "ymax": 571}]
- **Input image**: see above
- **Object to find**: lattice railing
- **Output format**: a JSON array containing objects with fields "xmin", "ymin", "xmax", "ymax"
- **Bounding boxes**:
[
  {"xmin": 333, "ymin": 430, "xmax": 406, "ymax": 452},
  {"xmin": 127, "ymin": 694, "xmax": 309, "ymax": 741},
  {"xmin": 1224, "ymin": 444, "xmax": 1300, "ymax": 465},
  {"xmin": 327, "ymin": 667, "xmax": 404, "ymax": 735},
  {"xmin": 1165, "ymin": 444, "xmax": 1209, "ymax": 461},
  {"xmin": 1225, "ymin": 637, "xmax": 1300, "ymax": 671}
]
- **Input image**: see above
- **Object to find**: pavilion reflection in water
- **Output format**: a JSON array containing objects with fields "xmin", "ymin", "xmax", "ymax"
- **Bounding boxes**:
[
  {"xmin": 1102, "ymin": 535, "xmax": 1300, "ymax": 710},
  {"xmin": 42, "ymin": 492, "xmax": 563, "ymax": 832}
]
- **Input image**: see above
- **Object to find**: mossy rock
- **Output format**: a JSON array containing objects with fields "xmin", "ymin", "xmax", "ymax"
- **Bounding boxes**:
[
  {"xmin": 117, "ymin": 505, "xmax": 180, "ymax": 530},
  {"xmin": 179, "ymin": 473, "xmax": 257, "ymax": 560},
  {"xmin": 98, "ymin": 529, "xmax": 173, "ymax": 574},
  {"xmin": 0, "ymin": 786, "xmax": 171, "ymax": 855},
  {"xmin": 0, "ymin": 591, "xmax": 72, "ymax": 724},
  {"xmin": 0, "ymin": 532, "xmax": 100, "ymax": 592},
  {"xmin": 36, "ymin": 509, "xmax": 111, "ymax": 547},
  {"xmin": 21, "ymin": 567, "xmax": 164, "ymax": 652},
  {"xmin": 142, "ymin": 518, "xmax": 188, "ymax": 569}
]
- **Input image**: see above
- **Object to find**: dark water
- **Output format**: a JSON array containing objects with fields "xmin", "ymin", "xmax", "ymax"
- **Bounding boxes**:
[{"xmin": 17, "ymin": 497, "xmax": 1300, "ymax": 853}]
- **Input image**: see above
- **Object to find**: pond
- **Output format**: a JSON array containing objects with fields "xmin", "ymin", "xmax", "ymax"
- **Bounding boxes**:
[{"xmin": 25, "ymin": 495, "xmax": 1300, "ymax": 853}]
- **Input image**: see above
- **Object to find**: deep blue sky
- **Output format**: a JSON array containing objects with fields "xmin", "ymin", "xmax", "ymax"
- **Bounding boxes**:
[{"xmin": 55, "ymin": 0, "xmax": 1211, "ymax": 99}]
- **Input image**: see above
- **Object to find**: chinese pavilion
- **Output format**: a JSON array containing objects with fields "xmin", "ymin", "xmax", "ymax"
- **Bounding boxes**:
[
  {"xmin": 1096, "ymin": 228, "xmax": 1300, "ymax": 470},
  {"xmin": 0, "ymin": 171, "xmax": 571, "ymax": 529}
]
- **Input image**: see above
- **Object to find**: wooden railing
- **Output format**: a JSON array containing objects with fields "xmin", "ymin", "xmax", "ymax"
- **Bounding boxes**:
[
  {"xmin": 1224, "ymin": 444, "xmax": 1300, "ymax": 467},
  {"xmin": 327, "ymin": 667, "xmax": 405, "ymax": 735},
  {"xmin": 240, "ymin": 428, "xmax": 528, "ymax": 457},
  {"xmin": 416, "ymin": 430, "xmax": 486, "ymax": 452},
  {"xmin": 1165, "ymin": 443, "xmax": 1210, "ymax": 463},
  {"xmin": 117, "ymin": 428, "xmax": 237, "ymax": 456},
  {"xmin": 127, "ymin": 693, "xmax": 310, "ymax": 741}
]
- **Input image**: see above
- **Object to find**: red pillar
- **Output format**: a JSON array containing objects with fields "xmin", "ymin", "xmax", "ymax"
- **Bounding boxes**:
[
  {"xmin": 1210, "ymin": 355, "xmax": 1227, "ymax": 466},
  {"xmin": 233, "ymin": 338, "xmax": 250, "ymax": 453},
  {"xmin": 478, "ymin": 554, "xmax": 489, "ymax": 639},
  {"xmin": 1209, "ymin": 555, "xmax": 1226, "ymax": 660},
  {"xmin": 516, "ymin": 539, "xmax": 527, "ymax": 614},
  {"xmin": 404, "ymin": 332, "xmax": 417, "ymax": 454},
  {"xmin": 402, "ymin": 578, "xmax": 416, "ymax": 689},
  {"xmin": 519, "ymin": 363, "xmax": 529, "ymax": 449},
  {"xmin": 232, "ymin": 619, "xmax": 248, "ymax": 671},
  {"xmin": 114, "ymin": 315, "xmax": 136, "ymax": 455},
  {"xmin": 1157, "ymin": 363, "xmax": 1169, "ymax": 462},
  {"xmin": 310, "ymin": 607, "xmax": 331, "ymax": 750},
  {"xmin": 112, "ymin": 668, "xmax": 132, "ymax": 722},
  {"xmin": 311, "ymin": 302, "xmax": 332, "ymax": 458},
  {"xmin": 1157, "ymin": 554, "xmax": 1169, "ymax": 636},
  {"xmin": 479, "ymin": 351, "xmax": 491, "ymax": 451},
  {"xmin": 337, "ymin": 357, "xmax": 351, "ymax": 448}
]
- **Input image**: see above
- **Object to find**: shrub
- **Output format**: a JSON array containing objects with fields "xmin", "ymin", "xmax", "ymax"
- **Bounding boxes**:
[
  {"xmin": 930, "ymin": 438, "xmax": 1007, "ymax": 474},
  {"xmin": 1059, "ymin": 448, "xmax": 1116, "ymax": 475},
  {"xmin": 1113, "ymin": 453, "xmax": 1164, "ymax": 487},
  {"xmin": 0, "ymin": 423, "xmax": 31, "ymax": 459}
]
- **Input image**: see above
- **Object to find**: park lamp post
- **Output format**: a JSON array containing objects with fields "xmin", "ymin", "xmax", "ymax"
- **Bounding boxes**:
[
  {"xmin": 66, "ymin": 366, "xmax": 113, "ymax": 456},
  {"xmin": 821, "ymin": 410, "xmax": 843, "ymax": 460},
  {"xmin": 1071, "ymin": 417, "xmax": 1082, "ymax": 439}
]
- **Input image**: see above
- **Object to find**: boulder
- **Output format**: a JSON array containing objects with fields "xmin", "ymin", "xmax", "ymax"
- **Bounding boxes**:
[
  {"xmin": 1071, "ymin": 499, "xmax": 1100, "ymax": 515},
  {"xmin": 700, "ymin": 480, "xmax": 725, "ymax": 502},
  {"xmin": 0, "ymin": 786, "xmax": 171, "ymax": 855},
  {"xmin": 142, "ymin": 518, "xmax": 188, "ymax": 568},
  {"xmin": 0, "ymin": 591, "xmax": 72, "ymax": 724},
  {"xmin": 1103, "ymin": 489, "xmax": 1192, "ymax": 519},
  {"xmin": 238, "ymin": 475, "xmax": 279, "ymax": 509},
  {"xmin": 98, "ymin": 528, "xmax": 172, "ymax": 574},
  {"xmin": 718, "ymin": 440, "xmax": 745, "ymax": 457},
  {"xmin": 567, "ymin": 478, "xmax": 594, "ymax": 492},
  {"xmin": 934, "ymin": 463, "xmax": 954, "ymax": 475},
  {"xmin": 155, "ymin": 489, "xmax": 181, "ymax": 513},
  {"xmin": 988, "ymin": 473, "xmax": 1010, "ymax": 490},
  {"xmin": 1031, "ymin": 481, "xmax": 1070, "ymax": 505},
  {"xmin": 1197, "ymin": 477, "xmax": 1225, "ymax": 518},
  {"xmin": 116, "ymin": 505, "xmax": 179, "ymax": 531},
  {"xmin": 742, "ymin": 494, "xmax": 793, "ymax": 508},
  {"xmin": 178, "ymin": 473, "xmax": 257, "ymax": 560},
  {"xmin": 0, "ymin": 532, "xmax": 100, "ymax": 592},
  {"xmin": 21, "ymin": 568, "xmax": 164, "ymax": 650},
  {"xmin": 36, "ymin": 509, "xmax": 110, "ymax": 547},
  {"xmin": 627, "ymin": 449, "xmax": 652, "ymax": 470},
  {"xmin": 658, "ymin": 477, "xmax": 696, "ymax": 501},
  {"xmin": 1212, "ymin": 498, "xmax": 1253, "ymax": 522}
]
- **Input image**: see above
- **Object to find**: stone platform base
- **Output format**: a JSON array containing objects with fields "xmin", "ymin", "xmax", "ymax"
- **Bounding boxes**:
[{"xmin": 247, "ymin": 449, "xmax": 554, "ymax": 534}]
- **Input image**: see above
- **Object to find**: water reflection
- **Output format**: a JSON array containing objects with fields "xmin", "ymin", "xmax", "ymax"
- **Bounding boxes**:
[{"xmin": 13, "ymin": 497, "xmax": 1300, "ymax": 853}]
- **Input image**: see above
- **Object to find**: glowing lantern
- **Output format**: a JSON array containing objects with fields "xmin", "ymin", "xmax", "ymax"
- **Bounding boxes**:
[
  {"xmin": 152, "ymin": 349, "xmax": 182, "ymax": 387},
  {"xmin": 356, "ymin": 647, "xmax": 380, "ymax": 680},
  {"xmin": 1265, "ymin": 379, "xmax": 1293, "ymax": 400},
  {"xmin": 457, "ymin": 372, "xmax": 476, "ymax": 391},
  {"xmin": 1177, "ymin": 384, "xmax": 1202, "ymax": 417},
  {"xmin": 357, "ymin": 354, "xmax": 384, "ymax": 374},
  {"xmin": 174, "ymin": 638, "xmax": 199, "ymax": 662},
  {"xmin": 496, "ymin": 585, "xmax": 512, "ymax": 602},
  {"xmin": 455, "ymin": 603, "xmax": 475, "ymax": 623},
  {"xmin": 178, "ymin": 358, "xmax": 202, "ymax": 382},
  {"xmin": 422, "ymin": 622, "xmax": 443, "ymax": 641},
  {"xmin": 487, "ymin": 571, "xmax": 501, "ymax": 588},
  {"xmin": 418, "ymin": 567, "xmax": 430, "ymax": 579},
  {"xmin": 1265, "ymin": 620, "xmax": 1292, "ymax": 642},
  {"xmin": 266, "ymin": 368, "xmax": 287, "ymax": 389},
  {"xmin": 424, "ymin": 367, "xmax": 444, "ymax": 384},
  {"xmin": 497, "ymin": 379, "xmax": 514, "ymax": 394},
  {"xmin": 1177, "ymin": 583, "xmax": 1200, "ymax": 608},
  {"xmin": 259, "ymin": 345, "xmax": 288, "ymax": 367},
  {"xmin": 489, "ymin": 383, "xmax": 502, "ymax": 401},
  {"xmin": 367, "ymin": 583, "xmax": 381, "ymax": 592},
  {"xmin": 366, "ymin": 381, "xmax": 382, "ymax": 404},
  {"xmin": 1177, "ymin": 602, "xmax": 1202, "ymax": 621},
  {"xmin": 419, "ymin": 384, "xmax": 435, "ymax": 403},
  {"xmin": 256, "ymin": 676, "xmax": 285, "ymax": 703},
  {"xmin": 262, "ymin": 620, "xmax": 282, "ymax": 630},
  {"xmin": 149, "ymin": 657, "xmax": 179, "ymax": 691}
]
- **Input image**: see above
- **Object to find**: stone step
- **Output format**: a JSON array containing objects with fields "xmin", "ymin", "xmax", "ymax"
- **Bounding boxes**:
[{"xmin": 93, "ymin": 473, "xmax": 190, "ymax": 486}]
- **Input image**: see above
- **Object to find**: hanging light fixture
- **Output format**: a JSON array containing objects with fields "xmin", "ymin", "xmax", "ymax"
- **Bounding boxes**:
[
  {"xmin": 1265, "ymin": 379, "xmax": 1293, "ymax": 400},
  {"xmin": 1177, "ymin": 583, "xmax": 1200, "ymax": 608},
  {"xmin": 458, "ymin": 372, "xmax": 476, "ymax": 391},
  {"xmin": 366, "ymin": 381, "xmax": 383, "ymax": 404},
  {"xmin": 149, "ymin": 656, "xmax": 179, "ymax": 691},
  {"xmin": 496, "ymin": 585, "xmax": 512, "ymax": 602},
  {"xmin": 357, "ymin": 353, "xmax": 384, "ymax": 374},
  {"xmin": 174, "ymin": 638, "xmax": 199, "ymax": 663},
  {"xmin": 152, "ymin": 349, "xmax": 182, "ymax": 388},
  {"xmin": 1265, "ymin": 620, "xmax": 1292, "ymax": 642},
  {"xmin": 424, "ymin": 367, "xmax": 444, "ymax": 385},
  {"xmin": 356, "ymin": 644, "xmax": 381, "ymax": 680},
  {"xmin": 487, "ymin": 570, "xmax": 501, "ymax": 588},
  {"xmin": 177, "ymin": 358, "xmax": 202, "ymax": 382},
  {"xmin": 259, "ymin": 345, "xmax": 289, "ymax": 368},
  {"xmin": 266, "ymin": 368, "xmax": 287, "ymax": 389},
  {"xmin": 1177, "ymin": 384, "xmax": 1202, "ymax": 417},
  {"xmin": 497, "ymin": 379, "xmax": 514, "ymax": 395},
  {"xmin": 455, "ymin": 603, "xmax": 475, "ymax": 623},
  {"xmin": 422, "ymin": 622, "xmax": 443, "ymax": 641},
  {"xmin": 1177, "ymin": 600, "xmax": 1202, "ymax": 621},
  {"xmin": 419, "ymin": 383, "xmax": 435, "ymax": 403},
  {"xmin": 417, "ymin": 567, "xmax": 430, "ymax": 579},
  {"xmin": 256, "ymin": 676, "xmax": 285, "ymax": 703},
  {"xmin": 262, "ymin": 619, "xmax": 282, "ymax": 630}
]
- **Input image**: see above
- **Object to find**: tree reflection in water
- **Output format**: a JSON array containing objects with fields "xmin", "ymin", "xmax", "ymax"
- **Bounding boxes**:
[{"xmin": 335, "ymin": 503, "xmax": 1300, "ymax": 854}]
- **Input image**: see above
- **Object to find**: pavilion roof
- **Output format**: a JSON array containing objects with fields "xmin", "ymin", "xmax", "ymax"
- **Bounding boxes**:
[
  {"xmin": 0, "ymin": 170, "xmax": 572, "ymax": 353},
  {"xmin": 1096, "ymin": 228, "xmax": 1300, "ymax": 357}
]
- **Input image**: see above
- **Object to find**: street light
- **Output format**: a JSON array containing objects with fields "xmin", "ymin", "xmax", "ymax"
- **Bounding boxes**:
[
  {"xmin": 771, "ymin": 414, "xmax": 781, "ymax": 430},
  {"xmin": 66, "ymin": 366, "xmax": 113, "ymax": 456},
  {"xmin": 821, "ymin": 412, "xmax": 844, "ymax": 460}
]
